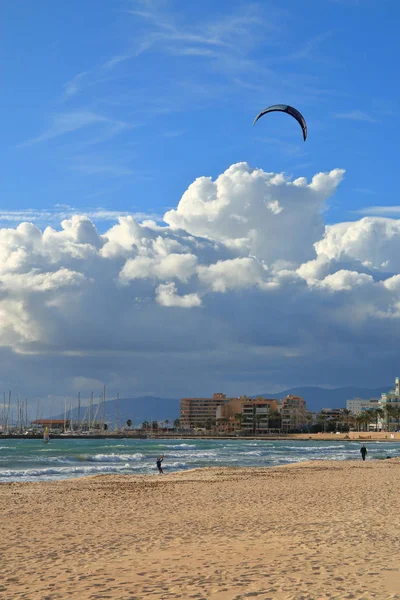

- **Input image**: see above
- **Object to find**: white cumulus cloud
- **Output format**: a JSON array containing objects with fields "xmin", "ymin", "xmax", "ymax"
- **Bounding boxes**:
[
  {"xmin": 2, "ymin": 162, "xmax": 400, "ymax": 402},
  {"xmin": 164, "ymin": 162, "xmax": 345, "ymax": 266}
]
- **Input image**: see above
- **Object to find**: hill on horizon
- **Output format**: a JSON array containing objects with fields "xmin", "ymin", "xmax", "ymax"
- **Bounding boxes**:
[{"xmin": 50, "ymin": 385, "xmax": 390, "ymax": 427}]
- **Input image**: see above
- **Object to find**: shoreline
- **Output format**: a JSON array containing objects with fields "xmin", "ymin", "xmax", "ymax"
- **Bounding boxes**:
[
  {"xmin": 2, "ymin": 451, "xmax": 400, "ymax": 488},
  {"xmin": 3, "ymin": 435, "xmax": 400, "ymax": 486},
  {"xmin": 2, "ymin": 461, "xmax": 400, "ymax": 599},
  {"xmin": 3, "ymin": 431, "xmax": 400, "ymax": 441},
  {"xmin": 2, "ymin": 454, "xmax": 400, "ymax": 485}
]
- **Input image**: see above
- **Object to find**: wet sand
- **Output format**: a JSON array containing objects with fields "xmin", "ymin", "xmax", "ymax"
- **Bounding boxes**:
[{"xmin": 1, "ymin": 460, "xmax": 400, "ymax": 599}]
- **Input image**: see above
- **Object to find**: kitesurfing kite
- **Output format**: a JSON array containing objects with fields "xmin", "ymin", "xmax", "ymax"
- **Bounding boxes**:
[{"xmin": 253, "ymin": 104, "xmax": 307, "ymax": 141}]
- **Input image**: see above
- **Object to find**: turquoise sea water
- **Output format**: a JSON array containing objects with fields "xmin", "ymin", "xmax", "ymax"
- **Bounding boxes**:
[{"xmin": 0, "ymin": 438, "xmax": 399, "ymax": 483}]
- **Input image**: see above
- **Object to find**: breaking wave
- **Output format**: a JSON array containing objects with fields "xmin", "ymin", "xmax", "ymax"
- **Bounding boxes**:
[
  {"xmin": 75, "ymin": 453, "xmax": 145, "ymax": 463},
  {"xmin": 0, "ymin": 438, "xmax": 399, "ymax": 482},
  {"xmin": 0, "ymin": 463, "xmax": 133, "ymax": 481}
]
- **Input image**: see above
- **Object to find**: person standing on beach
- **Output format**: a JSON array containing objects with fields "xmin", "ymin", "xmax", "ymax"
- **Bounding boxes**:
[
  {"xmin": 156, "ymin": 456, "xmax": 164, "ymax": 474},
  {"xmin": 360, "ymin": 445, "xmax": 367, "ymax": 461}
]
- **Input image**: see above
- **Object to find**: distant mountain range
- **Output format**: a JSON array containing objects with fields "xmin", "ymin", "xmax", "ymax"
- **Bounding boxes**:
[{"xmin": 52, "ymin": 386, "xmax": 389, "ymax": 427}]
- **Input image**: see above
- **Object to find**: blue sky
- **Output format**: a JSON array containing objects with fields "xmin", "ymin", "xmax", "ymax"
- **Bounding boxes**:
[
  {"xmin": 3, "ymin": 0, "xmax": 400, "ymax": 405},
  {"xmin": 2, "ymin": 0, "xmax": 400, "ymax": 228}
]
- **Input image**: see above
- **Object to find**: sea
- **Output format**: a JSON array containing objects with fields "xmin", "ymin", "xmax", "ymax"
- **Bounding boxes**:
[{"xmin": 0, "ymin": 437, "xmax": 399, "ymax": 483}]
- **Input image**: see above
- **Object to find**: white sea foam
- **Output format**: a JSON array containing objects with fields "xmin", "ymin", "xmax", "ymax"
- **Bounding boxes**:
[
  {"xmin": 0, "ymin": 463, "xmax": 133, "ymax": 482},
  {"xmin": 1, "ymin": 439, "xmax": 399, "ymax": 482},
  {"xmin": 76, "ymin": 453, "xmax": 145, "ymax": 463},
  {"xmin": 169, "ymin": 444, "xmax": 197, "ymax": 449}
]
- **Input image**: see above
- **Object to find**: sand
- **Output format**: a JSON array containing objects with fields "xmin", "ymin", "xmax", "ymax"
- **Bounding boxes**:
[{"xmin": 1, "ymin": 460, "xmax": 400, "ymax": 600}]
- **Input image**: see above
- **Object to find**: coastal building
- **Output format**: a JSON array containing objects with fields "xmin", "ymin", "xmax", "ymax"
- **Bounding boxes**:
[
  {"xmin": 320, "ymin": 408, "xmax": 345, "ymax": 419},
  {"xmin": 215, "ymin": 397, "xmax": 245, "ymax": 433},
  {"xmin": 241, "ymin": 398, "xmax": 280, "ymax": 434},
  {"xmin": 307, "ymin": 411, "xmax": 319, "ymax": 426},
  {"xmin": 380, "ymin": 377, "xmax": 400, "ymax": 407},
  {"xmin": 180, "ymin": 393, "xmax": 238, "ymax": 430},
  {"xmin": 379, "ymin": 377, "xmax": 400, "ymax": 430},
  {"xmin": 346, "ymin": 398, "xmax": 380, "ymax": 415},
  {"xmin": 280, "ymin": 395, "xmax": 307, "ymax": 432}
]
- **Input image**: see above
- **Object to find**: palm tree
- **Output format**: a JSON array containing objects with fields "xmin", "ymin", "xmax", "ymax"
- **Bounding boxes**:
[
  {"xmin": 348, "ymin": 414, "xmax": 357, "ymax": 431},
  {"xmin": 341, "ymin": 409, "xmax": 352, "ymax": 432},
  {"xmin": 268, "ymin": 409, "xmax": 281, "ymax": 432},
  {"xmin": 255, "ymin": 413, "xmax": 264, "ymax": 434},
  {"xmin": 126, "ymin": 419, "xmax": 132, "ymax": 428},
  {"xmin": 355, "ymin": 414, "xmax": 364, "ymax": 432},
  {"xmin": 374, "ymin": 408, "xmax": 385, "ymax": 432},
  {"xmin": 205, "ymin": 418, "xmax": 214, "ymax": 431},
  {"xmin": 234, "ymin": 413, "xmax": 243, "ymax": 432},
  {"xmin": 392, "ymin": 405, "xmax": 400, "ymax": 432},
  {"xmin": 363, "ymin": 409, "xmax": 375, "ymax": 432},
  {"xmin": 241, "ymin": 414, "xmax": 251, "ymax": 434},
  {"xmin": 217, "ymin": 418, "xmax": 228, "ymax": 432},
  {"xmin": 304, "ymin": 412, "xmax": 313, "ymax": 433},
  {"xmin": 173, "ymin": 418, "xmax": 180, "ymax": 430},
  {"xmin": 317, "ymin": 412, "xmax": 328, "ymax": 433},
  {"xmin": 385, "ymin": 404, "xmax": 396, "ymax": 432},
  {"xmin": 165, "ymin": 419, "xmax": 170, "ymax": 431}
]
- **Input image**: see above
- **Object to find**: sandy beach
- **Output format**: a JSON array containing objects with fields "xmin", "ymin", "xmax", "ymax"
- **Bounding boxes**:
[{"xmin": 1, "ymin": 461, "xmax": 400, "ymax": 600}]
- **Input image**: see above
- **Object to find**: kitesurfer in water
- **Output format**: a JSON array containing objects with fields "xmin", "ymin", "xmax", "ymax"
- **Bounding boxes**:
[
  {"xmin": 360, "ymin": 445, "xmax": 367, "ymax": 461},
  {"xmin": 156, "ymin": 455, "xmax": 164, "ymax": 474}
]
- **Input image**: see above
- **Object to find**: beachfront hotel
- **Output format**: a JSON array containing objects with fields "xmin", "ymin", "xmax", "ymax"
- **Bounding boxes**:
[
  {"xmin": 345, "ymin": 378, "xmax": 400, "ymax": 417},
  {"xmin": 241, "ymin": 398, "xmax": 280, "ymax": 434},
  {"xmin": 380, "ymin": 377, "xmax": 400, "ymax": 407},
  {"xmin": 280, "ymin": 395, "xmax": 307, "ymax": 432},
  {"xmin": 344, "ymin": 377, "xmax": 400, "ymax": 431},
  {"xmin": 180, "ymin": 393, "xmax": 238, "ymax": 429},
  {"xmin": 346, "ymin": 398, "xmax": 380, "ymax": 415},
  {"xmin": 181, "ymin": 393, "xmax": 307, "ymax": 433},
  {"xmin": 215, "ymin": 397, "xmax": 245, "ymax": 433}
]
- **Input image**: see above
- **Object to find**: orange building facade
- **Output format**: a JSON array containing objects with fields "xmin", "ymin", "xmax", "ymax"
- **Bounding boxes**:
[
  {"xmin": 180, "ymin": 393, "xmax": 238, "ymax": 429},
  {"xmin": 241, "ymin": 398, "xmax": 280, "ymax": 434},
  {"xmin": 280, "ymin": 395, "xmax": 307, "ymax": 432}
]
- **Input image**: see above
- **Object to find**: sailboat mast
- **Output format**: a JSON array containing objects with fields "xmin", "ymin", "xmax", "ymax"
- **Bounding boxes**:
[
  {"xmin": 50, "ymin": 397, "xmax": 54, "ymax": 431},
  {"xmin": 7, "ymin": 391, "xmax": 11, "ymax": 433},
  {"xmin": 69, "ymin": 399, "xmax": 73, "ymax": 433},
  {"xmin": 17, "ymin": 396, "xmax": 21, "ymax": 433},
  {"xmin": 89, "ymin": 392, "xmax": 93, "ymax": 432},
  {"xmin": 116, "ymin": 393, "xmax": 119, "ymax": 431},
  {"xmin": 103, "ymin": 384, "xmax": 106, "ymax": 433}
]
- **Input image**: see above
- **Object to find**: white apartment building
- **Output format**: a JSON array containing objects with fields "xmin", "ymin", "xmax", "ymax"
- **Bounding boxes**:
[
  {"xmin": 380, "ymin": 377, "xmax": 400, "ymax": 407},
  {"xmin": 346, "ymin": 398, "xmax": 380, "ymax": 415}
]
